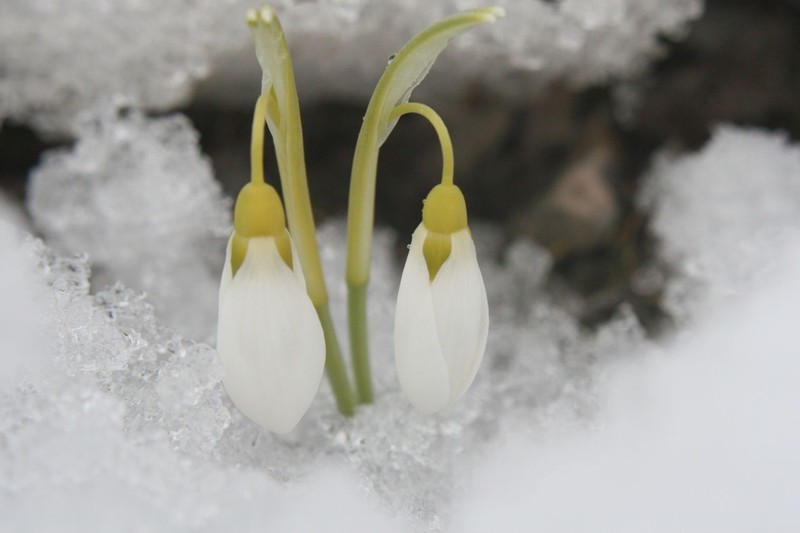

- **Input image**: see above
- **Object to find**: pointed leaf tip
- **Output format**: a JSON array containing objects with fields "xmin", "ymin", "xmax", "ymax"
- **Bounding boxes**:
[
  {"xmin": 481, "ymin": 6, "xmax": 506, "ymax": 20},
  {"xmin": 367, "ymin": 6, "xmax": 506, "ymax": 144}
]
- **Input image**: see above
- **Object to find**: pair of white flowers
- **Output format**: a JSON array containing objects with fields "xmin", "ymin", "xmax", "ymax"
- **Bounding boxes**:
[
  {"xmin": 218, "ymin": 4, "xmax": 501, "ymax": 433},
  {"xmin": 217, "ymin": 182, "xmax": 489, "ymax": 432}
]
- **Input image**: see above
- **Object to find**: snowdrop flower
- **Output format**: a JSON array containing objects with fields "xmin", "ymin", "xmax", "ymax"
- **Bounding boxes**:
[
  {"xmin": 395, "ymin": 183, "xmax": 489, "ymax": 413},
  {"xmin": 217, "ymin": 95, "xmax": 325, "ymax": 433}
]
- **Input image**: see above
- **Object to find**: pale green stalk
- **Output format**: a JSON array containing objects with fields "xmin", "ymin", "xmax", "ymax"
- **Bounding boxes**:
[
  {"xmin": 248, "ymin": 7, "xmax": 354, "ymax": 417},
  {"xmin": 389, "ymin": 103, "xmax": 454, "ymax": 186},
  {"xmin": 250, "ymin": 93, "xmax": 269, "ymax": 185},
  {"xmin": 346, "ymin": 7, "xmax": 504, "ymax": 404}
]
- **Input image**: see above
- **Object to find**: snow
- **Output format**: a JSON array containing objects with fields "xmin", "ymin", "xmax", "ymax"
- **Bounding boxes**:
[
  {"xmin": 1, "ymin": 0, "xmax": 702, "ymax": 135},
  {"xmin": 3, "ymin": 123, "xmax": 799, "ymax": 530},
  {"xmin": 451, "ymin": 241, "xmax": 800, "ymax": 533},
  {"xmin": 0, "ymin": 221, "xmax": 51, "ymax": 391},
  {"xmin": 641, "ymin": 125, "xmax": 800, "ymax": 319},
  {"xmin": 27, "ymin": 107, "xmax": 231, "ymax": 339},
  {"xmin": 0, "ymin": 0, "xmax": 245, "ymax": 136}
]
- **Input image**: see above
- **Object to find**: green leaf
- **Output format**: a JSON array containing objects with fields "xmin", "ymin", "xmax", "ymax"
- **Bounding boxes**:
[
  {"xmin": 246, "ymin": 7, "xmax": 290, "ymax": 147},
  {"xmin": 370, "ymin": 7, "xmax": 504, "ymax": 144}
]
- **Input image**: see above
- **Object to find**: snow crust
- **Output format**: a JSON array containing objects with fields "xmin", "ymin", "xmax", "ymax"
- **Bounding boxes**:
[
  {"xmin": 27, "ymin": 108, "xmax": 231, "ymax": 339},
  {"xmin": 1, "ymin": 0, "xmax": 702, "ymax": 135},
  {"xmin": 2, "ymin": 124, "xmax": 800, "ymax": 530},
  {"xmin": 453, "ymin": 245, "xmax": 800, "ymax": 532},
  {"xmin": 642, "ymin": 125, "xmax": 800, "ymax": 318},
  {"xmin": 0, "ymin": 0, "xmax": 244, "ymax": 135}
]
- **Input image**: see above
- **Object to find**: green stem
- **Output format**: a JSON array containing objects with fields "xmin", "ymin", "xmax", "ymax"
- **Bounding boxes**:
[
  {"xmin": 317, "ymin": 303, "xmax": 355, "ymax": 417},
  {"xmin": 348, "ymin": 284, "xmax": 373, "ymax": 404},
  {"xmin": 346, "ymin": 131, "xmax": 379, "ymax": 288},
  {"xmin": 250, "ymin": 93, "xmax": 269, "ymax": 185},
  {"xmin": 345, "ymin": 128, "xmax": 377, "ymax": 404},
  {"xmin": 280, "ymin": 53, "xmax": 357, "ymax": 418},
  {"xmin": 389, "ymin": 103, "xmax": 454, "ymax": 185}
]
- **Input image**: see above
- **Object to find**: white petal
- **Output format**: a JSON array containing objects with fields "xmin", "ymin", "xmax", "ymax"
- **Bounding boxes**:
[
  {"xmin": 217, "ymin": 236, "xmax": 325, "ymax": 433},
  {"xmin": 430, "ymin": 228, "xmax": 489, "ymax": 405},
  {"xmin": 394, "ymin": 224, "xmax": 451, "ymax": 414},
  {"xmin": 219, "ymin": 235, "xmax": 234, "ymax": 299}
]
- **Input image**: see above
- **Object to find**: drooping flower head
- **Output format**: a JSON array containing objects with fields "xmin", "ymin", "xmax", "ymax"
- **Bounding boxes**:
[
  {"xmin": 395, "ymin": 182, "xmax": 489, "ymax": 414},
  {"xmin": 216, "ymin": 95, "xmax": 325, "ymax": 434}
]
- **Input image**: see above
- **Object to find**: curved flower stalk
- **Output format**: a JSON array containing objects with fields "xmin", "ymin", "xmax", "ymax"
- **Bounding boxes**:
[
  {"xmin": 392, "ymin": 106, "xmax": 489, "ymax": 414},
  {"xmin": 247, "ymin": 6, "xmax": 354, "ymax": 416},
  {"xmin": 346, "ymin": 7, "xmax": 504, "ymax": 404},
  {"xmin": 217, "ymin": 94, "xmax": 325, "ymax": 433}
]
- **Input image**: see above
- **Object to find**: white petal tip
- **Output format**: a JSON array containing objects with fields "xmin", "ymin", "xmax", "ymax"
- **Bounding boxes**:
[
  {"xmin": 225, "ymin": 386, "xmax": 304, "ymax": 434},
  {"xmin": 409, "ymin": 397, "xmax": 449, "ymax": 415}
]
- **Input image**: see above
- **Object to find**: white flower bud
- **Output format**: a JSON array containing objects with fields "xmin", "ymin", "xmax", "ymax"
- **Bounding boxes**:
[
  {"xmin": 395, "ymin": 223, "xmax": 489, "ymax": 413},
  {"xmin": 217, "ymin": 234, "xmax": 325, "ymax": 433}
]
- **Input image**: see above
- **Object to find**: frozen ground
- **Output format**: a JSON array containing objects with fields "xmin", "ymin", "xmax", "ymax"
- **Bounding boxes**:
[{"xmin": 1, "ymin": 124, "xmax": 800, "ymax": 531}]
